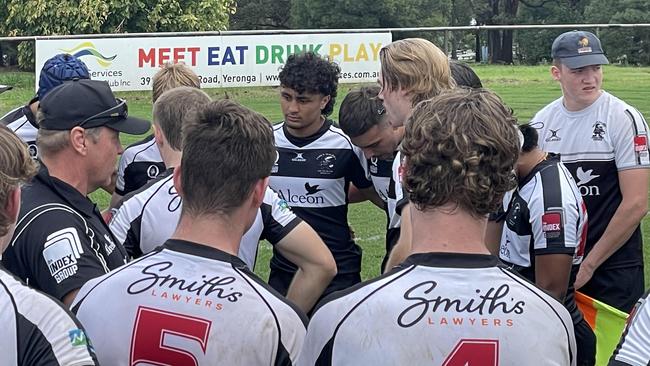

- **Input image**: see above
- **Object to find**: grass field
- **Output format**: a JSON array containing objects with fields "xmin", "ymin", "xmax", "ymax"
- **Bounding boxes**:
[{"xmin": 2, "ymin": 65, "xmax": 650, "ymax": 286}]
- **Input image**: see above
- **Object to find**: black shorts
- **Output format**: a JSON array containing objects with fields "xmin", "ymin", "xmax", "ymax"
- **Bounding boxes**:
[
  {"xmin": 268, "ymin": 269, "xmax": 361, "ymax": 304},
  {"xmin": 574, "ymin": 318, "xmax": 596, "ymax": 366},
  {"xmin": 580, "ymin": 265, "xmax": 644, "ymax": 313}
]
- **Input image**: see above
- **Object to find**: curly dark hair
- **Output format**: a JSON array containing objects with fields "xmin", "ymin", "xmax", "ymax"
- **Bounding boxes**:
[
  {"xmin": 278, "ymin": 52, "xmax": 340, "ymax": 116},
  {"xmin": 401, "ymin": 88, "xmax": 519, "ymax": 217}
]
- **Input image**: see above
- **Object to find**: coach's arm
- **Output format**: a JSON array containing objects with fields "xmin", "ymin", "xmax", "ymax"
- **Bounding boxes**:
[
  {"xmin": 575, "ymin": 168, "xmax": 649, "ymax": 289},
  {"xmin": 276, "ymin": 222, "xmax": 337, "ymax": 313}
]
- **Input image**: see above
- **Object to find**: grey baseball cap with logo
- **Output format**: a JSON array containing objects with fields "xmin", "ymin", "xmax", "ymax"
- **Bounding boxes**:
[{"xmin": 551, "ymin": 30, "xmax": 609, "ymax": 69}]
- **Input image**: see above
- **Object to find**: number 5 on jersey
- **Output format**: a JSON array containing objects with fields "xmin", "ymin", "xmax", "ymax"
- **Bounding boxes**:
[{"xmin": 130, "ymin": 306, "xmax": 211, "ymax": 366}]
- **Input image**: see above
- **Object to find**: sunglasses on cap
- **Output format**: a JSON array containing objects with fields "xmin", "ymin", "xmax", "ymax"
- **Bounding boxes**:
[{"xmin": 79, "ymin": 98, "xmax": 128, "ymax": 128}]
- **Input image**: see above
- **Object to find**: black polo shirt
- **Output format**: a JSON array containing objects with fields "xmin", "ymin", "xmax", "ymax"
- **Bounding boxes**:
[{"xmin": 2, "ymin": 164, "xmax": 129, "ymax": 301}]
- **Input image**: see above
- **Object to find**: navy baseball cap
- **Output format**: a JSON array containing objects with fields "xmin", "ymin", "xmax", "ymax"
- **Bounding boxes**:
[
  {"xmin": 39, "ymin": 79, "xmax": 150, "ymax": 135},
  {"xmin": 551, "ymin": 31, "xmax": 609, "ymax": 69},
  {"xmin": 37, "ymin": 53, "xmax": 90, "ymax": 100}
]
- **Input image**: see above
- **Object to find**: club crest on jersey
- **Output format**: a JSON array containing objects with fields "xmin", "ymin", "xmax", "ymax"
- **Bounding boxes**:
[
  {"xmin": 634, "ymin": 135, "xmax": 648, "ymax": 152},
  {"xmin": 542, "ymin": 211, "xmax": 563, "ymax": 239},
  {"xmin": 370, "ymin": 157, "xmax": 378, "ymax": 174},
  {"xmin": 147, "ymin": 164, "xmax": 160, "ymax": 179},
  {"xmin": 291, "ymin": 152, "xmax": 307, "ymax": 162},
  {"xmin": 591, "ymin": 122, "xmax": 606, "ymax": 141},
  {"xmin": 42, "ymin": 227, "xmax": 84, "ymax": 284},
  {"xmin": 545, "ymin": 128, "xmax": 561, "ymax": 142},
  {"xmin": 316, "ymin": 153, "xmax": 336, "ymax": 175},
  {"xmin": 28, "ymin": 143, "xmax": 38, "ymax": 159},
  {"xmin": 272, "ymin": 151, "xmax": 279, "ymax": 173}
]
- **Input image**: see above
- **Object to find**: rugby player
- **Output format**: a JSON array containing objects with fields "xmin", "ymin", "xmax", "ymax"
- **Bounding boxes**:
[
  {"xmin": 534, "ymin": 30, "xmax": 649, "ymax": 312},
  {"xmin": 609, "ymin": 290, "xmax": 650, "ymax": 365},
  {"xmin": 299, "ymin": 88, "xmax": 577, "ymax": 366},
  {"xmin": 269, "ymin": 52, "xmax": 376, "ymax": 298},
  {"xmin": 109, "ymin": 87, "xmax": 336, "ymax": 313},
  {"xmin": 73, "ymin": 99, "xmax": 306, "ymax": 365}
]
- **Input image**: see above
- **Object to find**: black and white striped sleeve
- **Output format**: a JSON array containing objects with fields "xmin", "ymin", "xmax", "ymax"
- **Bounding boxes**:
[
  {"xmin": 0, "ymin": 269, "xmax": 97, "ymax": 365},
  {"xmin": 613, "ymin": 105, "xmax": 650, "ymax": 170},
  {"xmin": 609, "ymin": 291, "xmax": 650, "ymax": 365}
]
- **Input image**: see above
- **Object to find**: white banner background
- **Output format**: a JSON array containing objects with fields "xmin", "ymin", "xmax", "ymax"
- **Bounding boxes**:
[{"xmin": 35, "ymin": 33, "xmax": 392, "ymax": 92}]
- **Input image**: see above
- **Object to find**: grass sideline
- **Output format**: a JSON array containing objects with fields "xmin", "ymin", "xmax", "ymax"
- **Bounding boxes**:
[{"xmin": 1, "ymin": 65, "xmax": 650, "ymax": 285}]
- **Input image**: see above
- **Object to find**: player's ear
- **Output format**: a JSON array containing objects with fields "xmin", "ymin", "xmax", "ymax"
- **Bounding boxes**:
[
  {"xmin": 251, "ymin": 177, "xmax": 268, "ymax": 208},
  {"xmin": 320, "ymin": 95, "xmax": 331, "ymax": 111},
  {"xmin": 153, "ymin": 124, "xmax": 163, "ymax": 148},
  {"xmin": 5, "ymin": 186, "xmax": 21, "ymax": 224},
  {"xmin": 172, "ymin": 165, "xmax": 184, "ymax": 198},
  {"xmin": 550, "ymin": 65, "xmax": 561, "ymax": 81}
]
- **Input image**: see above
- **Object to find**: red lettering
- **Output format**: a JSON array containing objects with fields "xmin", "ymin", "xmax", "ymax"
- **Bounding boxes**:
[
  {"xmin": 173, "ymin": 47, "xmax": 185, "ymax": 63},
  {"xmin": 158, "ymin": 48, "xmax": 171, "ymax": 66},
  {"xmin": 188, "ymin": 47, "xmax": 200, "ymax": 66},
  {"xmin": 139, "ymin": 48, "xmax": 155, "ymax": 67}
]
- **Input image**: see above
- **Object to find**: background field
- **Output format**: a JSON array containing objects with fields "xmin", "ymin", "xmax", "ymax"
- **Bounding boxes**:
[{"xmin": 2, "ymin": 64, "xmax": 650, "ymax": 285}]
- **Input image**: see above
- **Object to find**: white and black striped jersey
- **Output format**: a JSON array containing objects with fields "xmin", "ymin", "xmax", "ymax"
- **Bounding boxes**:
[
  {"xmin": 499, "ymin": 153, "xmax": 588, "ymax": 325},
  {"xmin": 299, "ymin": 253, "xmax": 577, "ymax": 366},
  {"xmin": 610, "ymin": 290, "xmax": 650, "ymax": 365},
  {"xmin": 0, "ymin": 266, "xmax": 98, "ymax": 366},
  {"xmin": 3, "ymin": 165, "xmax": 129, "ymax": 301},
  {"xmin": 535, "ymin": 91, "xmax": 650, "ymax": 270},
  {"xmin": 269, "ymin": 120, "xmax": 373, "ymax": 277},
  {"xmin": 115, "ymin": 134, "xmax": 166, "ymax": 196},
  {"xmin": 368, "ymin": 154, "xmax": 401, "ymax": 270},
  {"xmin": 109, "ymin": 168, "xmax": 302, "ymax": 268},
  {"xmin": 72, "ymin": 239, "xmax": 307, "ymax": 365},
  {"xmin": 1, "ymin": 103, "xmax": 39, "ymax": 159}
]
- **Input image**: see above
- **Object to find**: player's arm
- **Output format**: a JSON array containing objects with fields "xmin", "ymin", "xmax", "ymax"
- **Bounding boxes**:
[
  {"xmin": 276, "ymin": 222, "xmax": 337, "ymax": 313},
  {"xmin": 109, "ymin": 152, "xmax": 129, "ymax": 209},
  {"xmin": 576, "ymin": 168, "xmax": 649, "ymax": 288},
  {"xmin": 484, "ymin": 220, "xmax": 503, "ymax": 256},
  {"xmin": 535, "ymin": 254, "xmax": 573, "ymax": 301},
  {"xmin": 384, "ymin": 203, "xmax": 412, "ymax": 271}
]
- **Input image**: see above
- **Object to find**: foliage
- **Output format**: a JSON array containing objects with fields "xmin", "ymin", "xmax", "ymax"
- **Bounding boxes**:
[
  {"xmin": 0, "ymin": 0, "xmax": 236, "ymax": 69},
  {"xmin": 230, "ymin": 0, "xmax": 291, "ymax": 30}
]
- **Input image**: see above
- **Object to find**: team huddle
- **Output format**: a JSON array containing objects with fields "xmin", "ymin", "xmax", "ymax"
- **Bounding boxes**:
[{"xmin": 0, "ymin": 31, "xmax": 649, "ymax": 365}]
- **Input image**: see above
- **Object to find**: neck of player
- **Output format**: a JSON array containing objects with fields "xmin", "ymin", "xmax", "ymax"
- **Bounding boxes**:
[
  {"xmin": 409, "ymin": 202, "xmax": 491, "ymax": 256},
  {"xmin": 517, "ymin": 148, "xmax": 547, "ymax": 178},
  {"xmin": 286, "ymin": 115, "xmax": 325, "ymax": 138}
]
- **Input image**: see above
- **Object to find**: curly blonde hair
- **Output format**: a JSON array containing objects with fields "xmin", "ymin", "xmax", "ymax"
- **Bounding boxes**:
[
  {"xmin": 0, "ymin": 126, "xmax": 38, "ymax": 237},
  {"xmin": 401, "ymin": 88, "xmax": 519, "ymax": 216},
  {"xmin": 380, "ymin": 38, "xmax": 455, "ymax": 106}
]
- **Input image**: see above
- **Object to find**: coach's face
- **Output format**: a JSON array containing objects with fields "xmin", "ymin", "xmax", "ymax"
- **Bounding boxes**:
[
  {"xmin": 280, "ymin": 87, "xmax": 330, "ymax": 136},
  {"xmin": 86, "ymin": 127, "xmax": 123, "ymax": 192},
  {"xmin": 552, "ymin": 63, "xmax": 603, "ymax": 111},
  {"xmin": 377, "ymin": 72, "xmax": 412, "ymax": 128}
]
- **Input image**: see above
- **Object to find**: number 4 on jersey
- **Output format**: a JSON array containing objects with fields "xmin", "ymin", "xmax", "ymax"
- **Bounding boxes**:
[
  {"xmin": 130, "ymin": 306, "xmax": 212, "ymax": 366},
  {"xmin": 442, "ymin": 339, "xmax": 499, "ymax": 366}
]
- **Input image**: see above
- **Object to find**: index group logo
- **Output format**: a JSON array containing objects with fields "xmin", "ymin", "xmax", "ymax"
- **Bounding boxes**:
[{"xmin": 60, "ymin": 42, "xmax": 117, "ymax": 68}]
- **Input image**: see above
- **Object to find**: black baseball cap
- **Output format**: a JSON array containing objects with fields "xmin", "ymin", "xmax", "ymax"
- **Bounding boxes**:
[
  {"xmin": 551, "ymin": 31, "xmax": 609, "ymax": 69},
  {"xmin": 39, "ymin": 79, "xmax": 150, "ymax": 135}
]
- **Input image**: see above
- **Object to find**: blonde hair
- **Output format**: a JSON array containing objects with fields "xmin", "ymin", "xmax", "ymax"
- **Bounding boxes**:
[
  {"xmin": 152, "ymin": 63, "xmax": 201, "ymax": 103},
  {"xmin": 380, "ymin": 38, "xmax": 455, "ymax": 106},
  {"xmin": 0, "ymin": 126, "xmax": 38, "ymax": 236}
]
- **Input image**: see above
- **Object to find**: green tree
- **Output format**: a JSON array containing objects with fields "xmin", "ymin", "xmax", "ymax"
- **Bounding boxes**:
[
  {"xmin": 585, "ymin": 0, "xmax": 650, "ymax": 65},
  {"xmin": 230, "ymin": 0, "xmax": 291, "ymax": 30},
  {"xmin": 1, "ymin": 0, "xmax": 236, "ymax": 69}
]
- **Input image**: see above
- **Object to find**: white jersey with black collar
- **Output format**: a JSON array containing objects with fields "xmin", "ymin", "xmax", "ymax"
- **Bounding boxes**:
[
  {"xmin": 72, "ymin": 239, "xmax": 307, "ymax": 366},
  {"xmin": 115, "ymin": 134, "xmax": 166, "ymax": 196},
  {"xmin": 109, "ymin": 168, "xmax": 301, "ymax": 268},
  {"xmin": 534, "ymin": 91, "xmax": 649, "ymax": 270},
  {"xmin": 299, "ymin": 252, "xmax": 576, "ymax": 366},
  {"xmin": 0, "ymin": 267, "xmax": 97, "ymax": 365}
]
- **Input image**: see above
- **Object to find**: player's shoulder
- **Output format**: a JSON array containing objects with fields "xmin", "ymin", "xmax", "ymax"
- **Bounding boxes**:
[
  {"xmin": 601, "ymin": 90, "xmax": 646, "ymax": 125},
  {"xmin": 1, "ymin": 106, "xmax": 26, "ymax": 126},
  {"xmin": 117, "ymin": 170, "xmax": 174, "ymax": 211},
  {"xmin": 533, "ymin": 97, "xmax": 564, "ymax": 121},
  {"xmin": 121, "ymin": 134, "xmax": 159, "ymax": 163}
]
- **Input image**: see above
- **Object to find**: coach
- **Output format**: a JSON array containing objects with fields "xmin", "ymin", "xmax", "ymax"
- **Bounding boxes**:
[{"xmin": 2, "ymin": 79, "xmax": 150, "ymax": 306}]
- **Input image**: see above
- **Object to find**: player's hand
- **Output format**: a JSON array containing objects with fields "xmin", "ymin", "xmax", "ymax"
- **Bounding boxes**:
[{"xmin": 574, "ymin": 262, "xmax": 595, "ymax": 290}]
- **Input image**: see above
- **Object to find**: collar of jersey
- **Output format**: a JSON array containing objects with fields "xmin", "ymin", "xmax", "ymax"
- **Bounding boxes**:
[
  {"xmin": 163, "ymin": 239, "xmax": 249, "ymax": 269},
  {"xmin": 22, "ymin": 100, "xmax": 39, "ymax": 129},
  {"xmin": 34, "ymin": 163, "xmax": 98, "ymax": 217},
  {"xmin": 282, "ymin": 118, "xmax": 333, "ymax": 148},
  {"xmin": 400, "ymin": 252, "xmax": 500, "ymax": 269}
]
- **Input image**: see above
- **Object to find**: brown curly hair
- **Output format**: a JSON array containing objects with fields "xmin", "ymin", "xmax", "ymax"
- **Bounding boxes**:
[
  {"xmin": 401, "ymin": 88, "xmax": 519, "ymax": 217},
  {"xmin": 0, "ymin": 125, "xmax": 38, "ymax": 237}
]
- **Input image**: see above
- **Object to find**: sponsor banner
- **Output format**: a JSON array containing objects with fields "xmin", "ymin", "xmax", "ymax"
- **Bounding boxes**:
[{"xmin": 35, "ymin": 32, "xmax": 392, "ymax": 92}]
